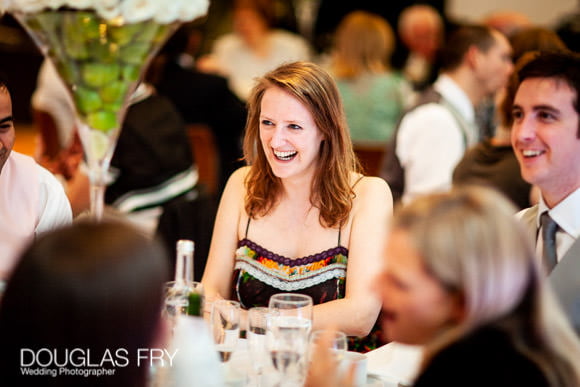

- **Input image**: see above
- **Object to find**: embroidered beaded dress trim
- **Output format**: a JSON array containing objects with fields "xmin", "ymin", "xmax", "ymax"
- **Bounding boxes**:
[{"xmin": 234, "ymin": 218, "xmax": 348, "ymax": 292}]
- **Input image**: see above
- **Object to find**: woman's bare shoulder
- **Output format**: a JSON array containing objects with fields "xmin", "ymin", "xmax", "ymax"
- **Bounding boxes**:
[
  {"xmin": 224, "ymin": 166, "xmax": 250, "ymax": 191},
  {"xmin": 352, "ymin": 174, "xmax": 392, "ymax": 197}
]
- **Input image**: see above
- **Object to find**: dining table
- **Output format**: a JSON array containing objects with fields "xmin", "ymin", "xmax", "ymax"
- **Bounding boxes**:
[{"xmin": 158, "ymin": 315, "xmax": 424, "ymax": 387}]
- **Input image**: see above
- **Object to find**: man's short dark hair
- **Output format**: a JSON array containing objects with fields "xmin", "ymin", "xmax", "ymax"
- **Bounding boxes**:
[
  {"xmin": 517, "ymin": 51, "xmax": 580, "ymax": 116},
  {"xmin": 0, "ymin": 73, "xmax": 10, "ymax": 95},
  {"xmin": 439, "ymin": 25, "xmax": 497, "ymax": 72}
]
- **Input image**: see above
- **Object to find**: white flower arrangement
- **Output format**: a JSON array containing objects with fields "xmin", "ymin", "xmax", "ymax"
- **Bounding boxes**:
[{"xmin": 0, "ymin": 0, "xmax": 209, "ymax": 23}]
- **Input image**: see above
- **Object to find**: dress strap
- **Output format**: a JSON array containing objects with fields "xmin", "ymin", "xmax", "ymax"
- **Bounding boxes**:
[
  {"xmin": 245, "ymin": 216, "xmax": 251, "ymax": 239},
  {"xmin": 338, "ymin": 228, "xmax": 342, "ymax": 246}
]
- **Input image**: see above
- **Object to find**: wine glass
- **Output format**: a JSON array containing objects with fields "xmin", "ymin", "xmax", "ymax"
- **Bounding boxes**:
[
  {"xmin": 267, "ymin": 293, "xmax": 313, "ymax": 386},
  {"xmin": 211, "ymin": 300, "xmax": 241, "ymax": 363}
]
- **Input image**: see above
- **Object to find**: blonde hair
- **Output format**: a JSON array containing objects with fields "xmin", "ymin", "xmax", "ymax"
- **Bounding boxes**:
[
  {"xmin": 332, "ymin": 11, "xmax": 395, "ymax": 79},
  {"xmin": 393, "ymin": 186, "xmax": 580, "ymax": 386},
  {"xmin": 243, "ymin": 61, "xmax": 361, "ymax": 228}
]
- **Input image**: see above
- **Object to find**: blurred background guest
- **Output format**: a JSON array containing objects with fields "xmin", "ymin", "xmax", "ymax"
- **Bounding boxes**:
[
  {"xmin": 396, "ymin": 4, "xmax": 445, "ymax": 92},
  {"xmin": 197, "ymin": 0, "xmax": 312, "ymax": 101},
  {"xmin": 329, "ymin": 11, "xmax": 411, "ymax": 146},
  {"xmin": 149, "ymin": 22, "xmax": 247, "ymax": 196},
  {"xmin": 381, "ymin": 25, "xmax": 513, "ymax": 204},
  {"xmin": 0, "ymin": 220, "xmax": 169, "ymax": 386},
  {"xmin": 482, "ymin": 10, "xmax": 532, "ymax": 40}
]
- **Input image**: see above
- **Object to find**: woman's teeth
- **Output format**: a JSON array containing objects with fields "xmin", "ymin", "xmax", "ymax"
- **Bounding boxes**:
[{"xmin": 274, "ymin": 150, "xmax": 297, "ymax": 161}]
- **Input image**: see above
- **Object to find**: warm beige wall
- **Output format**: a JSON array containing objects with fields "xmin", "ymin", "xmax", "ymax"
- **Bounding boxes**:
[{"xmin": 447, "ymin": 0, "xmax": 577, "ymax": 27}]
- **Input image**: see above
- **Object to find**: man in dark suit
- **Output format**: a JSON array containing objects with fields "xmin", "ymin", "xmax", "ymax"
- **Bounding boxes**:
[{"xmin": 511, "ymin": 51, "xmax": 580, "ymax": 333}]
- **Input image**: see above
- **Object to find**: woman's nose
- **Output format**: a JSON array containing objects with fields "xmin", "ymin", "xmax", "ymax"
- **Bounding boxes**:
[{"xmin": 270, "ymin": 126, "xmax": 287, "ymax": 147}]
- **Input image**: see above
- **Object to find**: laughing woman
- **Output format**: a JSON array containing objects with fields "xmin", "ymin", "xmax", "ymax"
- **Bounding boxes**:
[{"xmin": 201, "ymin": 61, "xmax": 392, "ymax": 350}]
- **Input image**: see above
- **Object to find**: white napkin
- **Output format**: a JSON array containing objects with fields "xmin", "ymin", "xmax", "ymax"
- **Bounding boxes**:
[
  {"xmin": 163, "ymin": 315, "xmax": 225, "ymax": 386},
  {"xmin": 366, "ymin": 342, "xmax": 423, "ymax": 386}
]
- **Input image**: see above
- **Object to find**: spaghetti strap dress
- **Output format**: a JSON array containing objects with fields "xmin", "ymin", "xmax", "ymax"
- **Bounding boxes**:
[{"xmin": 231, "ymin": 218, "xmax": 383, "ymax": 352}]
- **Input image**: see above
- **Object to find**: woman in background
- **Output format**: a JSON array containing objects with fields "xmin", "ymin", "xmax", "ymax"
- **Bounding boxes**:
[
  {"xmin": 330, "ymin": 11, "xmax": 410, "ymax": 145},
  {"xmin": 198, "ymin": 0, "xmax": 312, "ymax": 101}
]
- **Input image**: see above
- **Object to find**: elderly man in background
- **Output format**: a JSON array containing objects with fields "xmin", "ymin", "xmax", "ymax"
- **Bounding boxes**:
[
  {"xmin": 397, "ymin": 4, "xmax": 444, "ymax": 91},
  {"xmin": 0, "ymin": 77, "xmax": 71, "ymax": 280}
]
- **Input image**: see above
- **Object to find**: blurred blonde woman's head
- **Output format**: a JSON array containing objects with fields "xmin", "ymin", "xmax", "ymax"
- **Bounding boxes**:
[
  {"xmin": 385, "ymin": 186, "xmax": 580, "ymax": 384},
  {"xmin": 392, "ymin": 186, "xmax": 535, "ymax": 329},
  {"xmin": 332, "ymin": 11, "xmax": 395, "ymax": 79}
]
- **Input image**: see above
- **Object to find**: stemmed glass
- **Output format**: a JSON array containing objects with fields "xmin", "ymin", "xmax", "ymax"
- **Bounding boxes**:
[
  {"xmin": 211, "ymin": 300, "xmax": 241, "ymax": 363},
  {"xmin": 248, "ymin": 307, "xmax": 271, "ymax": 386},
  {"xmin": 267, "ymin": 293, "xmax": 313, "ymax": 386},
  {"xmin": 310, "ymin": 330, "xmax": 348, "ymax": 363}
]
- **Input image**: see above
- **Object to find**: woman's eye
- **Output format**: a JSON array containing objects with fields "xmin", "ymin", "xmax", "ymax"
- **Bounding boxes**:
[
  {"xmin": 288, "ymin": 124, "xmax": 302, "ymax": 130},
  {"xmin": 261, "ymin": 119, "xmax": 273, "ymax": 126}
]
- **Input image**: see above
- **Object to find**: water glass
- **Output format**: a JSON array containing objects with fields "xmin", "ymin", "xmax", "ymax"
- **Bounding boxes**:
[
  {"xmin": 267, "ymin": 293, "xmax": 313, "ymax": 386},
  {"xmin": 310, "ymin": 330, "xmax": 348, "ymax": 363},
  {"xmin": 268, "ymin": 293, "xmax": 313, "ymax": 321},
  {"xmin": 211, "ymin": 300, "xmax": 240, "ymax": 363},
  {"xmin": 248, "ymin": 307, "xmax": 270, "ymax": 385}
]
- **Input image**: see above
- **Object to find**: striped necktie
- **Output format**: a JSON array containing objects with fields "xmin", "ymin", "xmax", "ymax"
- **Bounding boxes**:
[{"xmin": 540, "ymin": 212, "xmax": 559, "ymax": 273}]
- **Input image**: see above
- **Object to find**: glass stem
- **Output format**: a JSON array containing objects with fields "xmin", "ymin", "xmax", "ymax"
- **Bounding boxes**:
[{"xmin": 90, "ymin": 166, "xmax": 107, "ymax": 221}]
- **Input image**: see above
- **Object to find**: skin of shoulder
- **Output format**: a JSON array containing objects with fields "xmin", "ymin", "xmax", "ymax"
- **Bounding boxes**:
[
  {"xmin": 201, "ymin": 166, "xmax": 250, "ymax": 300},
  {"xmin": 310, "ymin": 174, "xmax": 393, "ymax": 335}
]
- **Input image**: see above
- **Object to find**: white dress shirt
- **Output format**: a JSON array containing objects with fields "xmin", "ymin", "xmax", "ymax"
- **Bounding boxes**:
[
  {"xmin": 0, "ymin": 152, "xmax": 72, "ymax": 279},
  {"xmin": 535, "ymin": 187, "xmax": 580, "ymax": 262},
  {"xmin": 397, "ymin": 75, "xmax": 478, "ymax": 204}
]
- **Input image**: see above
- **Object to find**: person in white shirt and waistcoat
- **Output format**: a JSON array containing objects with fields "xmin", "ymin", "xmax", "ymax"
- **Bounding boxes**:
[
  {"xmin": 381, "ymin": 25, "xmax": 513, "ymax": 204},
  {"xmin": 511, "ymin": 51, "xmax": 580, "ymax": 334}
]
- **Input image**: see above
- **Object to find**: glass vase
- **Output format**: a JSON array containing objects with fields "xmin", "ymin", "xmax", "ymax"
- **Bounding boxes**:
[{"xmin": 14, "ymin": 10, "xmax": 179, "ymax": 220}]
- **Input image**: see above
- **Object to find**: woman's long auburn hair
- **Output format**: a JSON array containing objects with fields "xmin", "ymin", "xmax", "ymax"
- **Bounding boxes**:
[{"xmin": 243, "ymin": 61, "xmax": 361, "ymax": 228}]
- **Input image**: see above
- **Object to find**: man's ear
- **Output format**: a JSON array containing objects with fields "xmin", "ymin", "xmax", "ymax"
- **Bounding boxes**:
[{"xmin": 465, "ymin": 45, "xmax": 482, "ymax": 70}]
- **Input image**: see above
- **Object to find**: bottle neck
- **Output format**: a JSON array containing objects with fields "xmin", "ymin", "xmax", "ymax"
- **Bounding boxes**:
[{"xmin": 174, "ymin": 240, "xmax": 194, "ymax": 283}]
